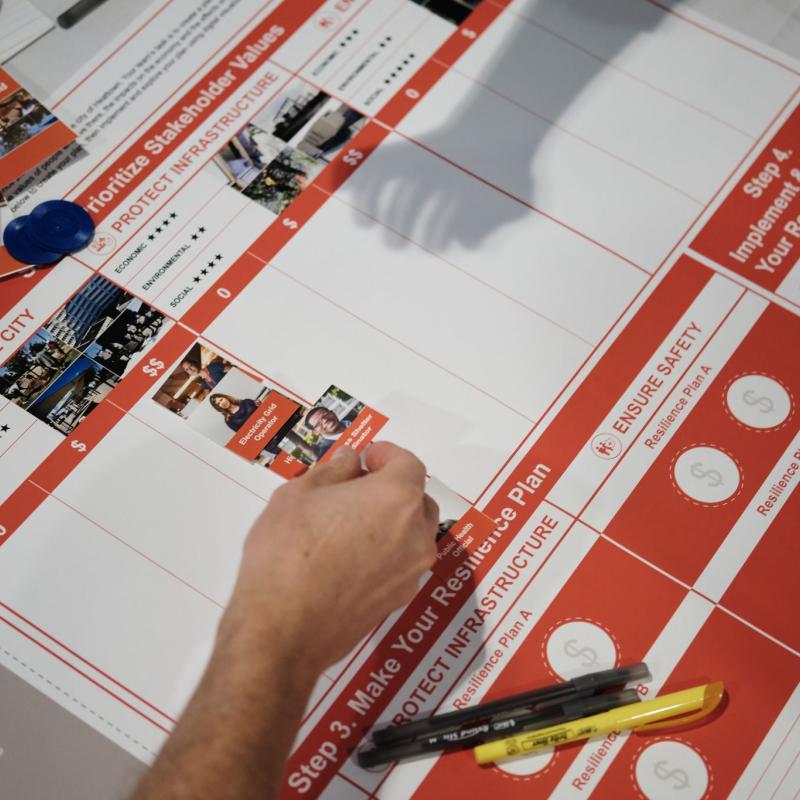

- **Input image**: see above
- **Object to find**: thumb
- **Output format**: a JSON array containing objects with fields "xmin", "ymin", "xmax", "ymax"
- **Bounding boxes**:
[{"xmin": 302, "ymin": 447, "xmax": 362, "ymax": 487}]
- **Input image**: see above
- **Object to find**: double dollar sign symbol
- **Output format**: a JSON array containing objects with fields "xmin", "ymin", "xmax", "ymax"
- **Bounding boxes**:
[
  {"xmin": 742, "ymin": 389, "xmax": 774, "ymax": 415},
  {"xmin": 689, "ymin": 462, "xmax": 723, "ymax": 488},
  {"xmin": 142, "ymin": 358, "xmax": 165, "ymax": 378},
  {"xmin": 654, "ymin": 759, "xmax": 690, "ymax": 790},
  {"xmin": 563, "ymin": 639, "xmax": 598, "ymax": 668}
]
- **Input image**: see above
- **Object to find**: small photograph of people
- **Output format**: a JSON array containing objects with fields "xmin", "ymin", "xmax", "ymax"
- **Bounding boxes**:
[
  {"xmin": 213, "ymin": 78, "xmax": 365, "ymax": 216},
  {"xmin": 152, "ymin": 343, "xmax": 233, "ymax": 418},
  {"xmin": 84, "ymin": 299, "xmax": 165, "ymax": 377},
  {"xmin": 241, "ymin": 146, "xmax": 319, "ymax": 215},
  {"xmin": 0, "ymin": 330, "xmax": 81, "ymax": 408},
  {"xmin": 0, "ymin": 87, "xmax": 57, "ymax": 158},
  {"xmin": 275, "ymin": 385, "xmax": 364, "ymax": 467},
  {"xmin": 27, "ymin": 355, "xmax": 119, "ymax": 435},
  {"xmin": 425, "ymin": 476, "xmax": 471, "ymax": 543},
  {"xmin": 186, "ymin": 368, "xmax": 270, "ymax": 447},
  {"xmin": 213, "ymin": 82, "xmax": 326, "ymax": 192}
]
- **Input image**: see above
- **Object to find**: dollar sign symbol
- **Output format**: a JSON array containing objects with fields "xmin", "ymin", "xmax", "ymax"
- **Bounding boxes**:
[
  {"xmin": 563, "ymin": 639, "xmax": 598, "ymax": 667},
  {"xmin": 654, "ymin": 760, "xmax": 690, "ymax": 790},
  {"xmin": 142, "ymin": 358, "xmax": 165, "ymax": 378},
  {"xmin": 690, "ymin": 462, "xmax": 723, "ymax": 487},
  {"xmin": 743, "ymin": 389, "xmax": 774, "ymax": 414}
]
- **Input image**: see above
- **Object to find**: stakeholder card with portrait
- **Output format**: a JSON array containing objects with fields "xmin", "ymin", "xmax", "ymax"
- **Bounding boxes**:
[
  {"xmin": 426, "ymin": 476, "xmax": 497, "ymax": 578},
  {"xmin": 269, "ymin": 384, "xmax": 389, "ymax": 478},
  {"xmin": 187, "ymin": 366, "xmax": 303, "ymax": 467},
  {"xmin": 152, "ymin": 346, "xmax": 390, "ymax": 478},
  {"xmin": 151, "ymin": 342, "xmax": 234, "ymax": 419},
  {"xmin": 152, "ymin": 342, "xmax": 306, "ymax": 471},
  {"xmin": 0, "ymin": 68, "xmax": 76, "ymax": 187}
]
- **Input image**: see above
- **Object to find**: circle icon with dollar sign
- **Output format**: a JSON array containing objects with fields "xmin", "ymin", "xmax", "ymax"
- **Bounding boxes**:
[
  {"xmin": 544, "ymin": 620, "xmax": 618, "ymax": 680},
  {"xmin": 634, "ymin": 740, "xmax": 709, "ymax": 800},
  {"xmin": 725, "ymin": 374, "xmax": 792, "ymax": 431},
  {"xmin": 673, "ymin": 445, "xmax": 740, "ymax": 505}
]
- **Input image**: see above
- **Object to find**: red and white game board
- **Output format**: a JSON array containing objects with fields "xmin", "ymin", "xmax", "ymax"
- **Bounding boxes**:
[{"xmin": 1, "ymin": 1, "xmax": 799, "ymax": 798}]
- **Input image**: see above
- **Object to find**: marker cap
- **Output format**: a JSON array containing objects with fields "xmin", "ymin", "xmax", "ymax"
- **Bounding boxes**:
[
  {"xmin": 474, "ymin": 682, "xmax": 724, "ymax": 766},
  {"xmin": 570, "ymin": 662, "xmax": 650, "ymax": 694},
  {"xmin": 637, "ymin": 681, "xmax": 724, "ymax": 731}
]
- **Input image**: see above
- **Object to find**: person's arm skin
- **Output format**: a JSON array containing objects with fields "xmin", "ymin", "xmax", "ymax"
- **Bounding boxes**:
[{"xmin": 131, "ymin": 442, "xmax": 439, "ymax": 800}]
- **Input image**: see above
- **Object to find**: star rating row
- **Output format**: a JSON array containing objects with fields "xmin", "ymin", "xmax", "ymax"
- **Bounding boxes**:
[
  {"xmin": 191, "ymin": 254, "xmax": 223, "ymax": 284},
  {"xmin": 146, "ymin": 212, "xmax": 178, "ymax": 241},
  {"xmin": 339, "ymin": 29, "xmax": 360, "ymax": 47},
  {"xmin": 384, "ymin": 53, "xmax": 415, "ymax": 85}
]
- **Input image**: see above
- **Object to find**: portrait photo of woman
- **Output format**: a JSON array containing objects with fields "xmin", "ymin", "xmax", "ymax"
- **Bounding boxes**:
[{"xmin": 209, "ymin": 393, "xmax": 259, "ymax": 433}]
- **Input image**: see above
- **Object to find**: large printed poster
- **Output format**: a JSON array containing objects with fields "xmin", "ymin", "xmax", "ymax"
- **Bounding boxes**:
[{"xmin": 1, "ymin": 1, "xmax": 800, "ymax": 798}]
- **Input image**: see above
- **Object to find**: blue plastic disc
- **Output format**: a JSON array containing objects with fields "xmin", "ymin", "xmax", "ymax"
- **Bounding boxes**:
[
  {"xmin": 26, "ymin": 200, "xmax": 95, "ymax": 253},
  {"xmin": 3, "ymin": 216, "xmax": 63, "ymax": 266}
]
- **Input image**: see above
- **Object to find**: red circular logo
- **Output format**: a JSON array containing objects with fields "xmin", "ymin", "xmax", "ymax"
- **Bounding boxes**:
[
  {"xmin": 88, "ymin": 231, "xmax": 117, "ymax": 255},
  {"xmin": 591, "ymin": 433, "xmax": 622, "ymax": 459}
]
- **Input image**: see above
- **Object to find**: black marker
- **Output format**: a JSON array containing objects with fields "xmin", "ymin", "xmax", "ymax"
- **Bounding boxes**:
[
  {"xmin": 57, "ymin": 0, "xmax": 110, "ymax": 29},
  {"xmin": 370, "ymin": 662, "xmax": 649, "ymax": 747},
  {"xmin": 358, "ymin": 689, "xmax": 640, "ymax": 770}
]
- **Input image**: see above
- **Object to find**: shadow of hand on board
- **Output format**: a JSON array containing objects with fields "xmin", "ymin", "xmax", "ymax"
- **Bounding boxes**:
[{"xmin": 345, "ymin": 0, "xmax": 670, "ymax": 253}]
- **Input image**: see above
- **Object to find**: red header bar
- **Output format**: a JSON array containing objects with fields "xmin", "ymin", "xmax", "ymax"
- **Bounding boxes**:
[
  {"xmin": 693, "ymin": 100, "xmax": 800, "ymax": 290},
  {"xmin": 73, "ymin": 0, "xmax": 327, "ymax": 221}
]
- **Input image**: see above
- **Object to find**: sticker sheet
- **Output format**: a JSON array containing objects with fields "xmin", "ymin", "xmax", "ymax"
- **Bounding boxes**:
[{"xmin": 0, "ymin": 1, "xmax": 799, "ymax": 798}]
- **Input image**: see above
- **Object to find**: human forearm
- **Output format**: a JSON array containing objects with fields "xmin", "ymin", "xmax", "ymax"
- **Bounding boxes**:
[
  {"xmin": 131, "ymin": 444, "xmax": 438, "ymax": 799},
  {"xmin": 131, "ymin": 617, "xmax": 318, "ymax": 800}
]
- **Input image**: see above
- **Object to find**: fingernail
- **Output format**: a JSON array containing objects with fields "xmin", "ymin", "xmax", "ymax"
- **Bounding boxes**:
[{"xmin": 332, "ymin": 447, "xmax": 351, "ymax": 460}]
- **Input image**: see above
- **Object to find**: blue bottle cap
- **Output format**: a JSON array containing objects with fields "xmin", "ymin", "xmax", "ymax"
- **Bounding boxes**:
[
  {"xmin": 26, "ymin": 199, "xmax": 95, "ymax": 253},
  {"xmin": 3, "ymin": 216, "xmax": 63, "ymax": 266}
]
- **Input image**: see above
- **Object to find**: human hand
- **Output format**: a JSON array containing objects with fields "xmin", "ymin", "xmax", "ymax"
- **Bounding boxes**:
[{"xmin": 218, "ymin": 442, "xmax": 439, "ymax": 674}]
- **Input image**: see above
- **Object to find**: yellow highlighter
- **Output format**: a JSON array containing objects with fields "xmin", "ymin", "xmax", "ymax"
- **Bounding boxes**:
[{"xmin": 474, "ymin": 682, "xmax": 724, "ymax": 766}]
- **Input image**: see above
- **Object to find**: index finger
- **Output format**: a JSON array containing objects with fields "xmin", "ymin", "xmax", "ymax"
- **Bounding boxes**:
[{"xmin": 364, "ymin": 441, "xmax": 427, "ymax": 489}]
